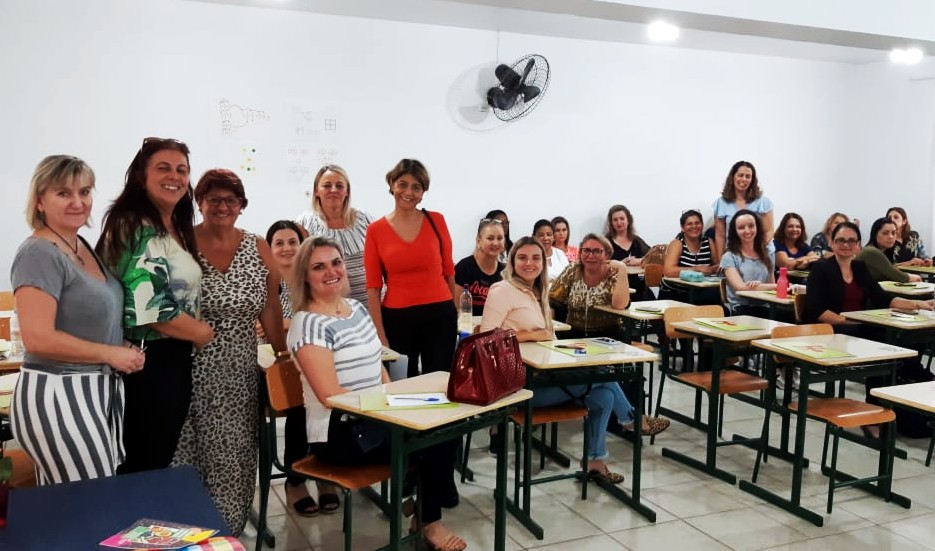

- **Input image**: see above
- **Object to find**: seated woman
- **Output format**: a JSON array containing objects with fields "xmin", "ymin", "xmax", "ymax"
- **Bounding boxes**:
[
  {"xmin": 551, "ymin": 216, "xmax": 578, "ymax": 262},
  {"xmin": 855, "ymin": 218, "xmax": 922, "ymax": 283},
  {"xmin": 550, "ymin": 233, "xmax": 631, "ymax": 338},
  {"xmin": 720, "ymin": 210, "xmax": 776, "ymax": 317},
  {"xmin": 484, "ymin": 209, "xmax": 512, "ymax": 263},
  {"xmin": 533, "ymin": 219, "xmax": 569, "ymax": 282},
  {"xmin": 810, "ymin": 212, "xmax": 850, "ymax": 258},
  {"xmin": 660, "ymin": 209, "xmax": 720, "ymax": 301},
  {"xmin": 288, "ymin": 237, "xmax": 465, "ymax": 551},
  {"xmin": 455, "ymin": 218, "xmax": 505, "ymax": 315},
  {"xmin": 774, "ymin": 212, "xmax": 820, "ymax": 271},
  {"xmin": 605, "ymin": 204, "xmax": 652, "ymax": 300},
  {"xmin": 481, "ymin": 237, "xmax": 668, "ymax": 483},
  {"xmin": 886, "ymin": 207, "xmax": 932, "ymax": 267}
]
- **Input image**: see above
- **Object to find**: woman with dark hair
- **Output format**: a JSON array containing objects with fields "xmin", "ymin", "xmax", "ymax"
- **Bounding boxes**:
[
  {"xmin": 97, "ymin": 137, "xmax": 214, "ymax": 475},
  {"xmin": 774, "ymin": 212, "xmax": 820, "ymax": 271},
  {"xmin": 720, "ymin": 209, "xmax": 775, "ymax": 316},
  {"xmin": 485, "ymin": 209, "xmax": 512, "ymax": 262},
  {"xmin": 810, "ymin": 212, "xmax": 850, "ymax": 258},
  {"xmin": 886, "ymin": 207, "xmax": 931, "ymax": 266},
  {"xmin": 856, "ymin": 218, "xmax": 923, "ymax": 284},
  {"xmin": 659, "ymin": 209, "xmax": 720, "ymax": 302},
  {"xmin": 172, "ymin": 169, "xmax": 287, "ymax": 534},
  {"xmin": 533, "ymin": 218, "xmax": 569, "ymax": 281},
  {"xmin": 295, "ymin": 165, "xmax": 374, "ymax": 305},
  {"xmin": 713, "ymin": 161, "xmax": 774, "ymax": 258},
  {"xmin": 455, "ymin": 218, "xmax": 505, "ymax": 315},
  {"xmin": 551, "ymin": 216, "xmax": 578, "ymax": 262}
]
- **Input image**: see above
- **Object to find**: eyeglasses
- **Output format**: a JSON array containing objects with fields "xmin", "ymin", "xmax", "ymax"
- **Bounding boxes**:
[
  {"xmin": 580, "ymin": 247, "xmax": 607, "ymax": 256},
  {"xmin": 833, "ymin": 238, "xmax": 860, "ymax": 246},
  {"xmin": 204, "ymin": 196, "xmax": 243, "ymax": 208},
  {"xmin": 479, "ymin": 218, "xmax": 503, "ymax": 225},
  {"xmin": 142, "ymin": 137, "xmax": 186, "ymax": 148}
]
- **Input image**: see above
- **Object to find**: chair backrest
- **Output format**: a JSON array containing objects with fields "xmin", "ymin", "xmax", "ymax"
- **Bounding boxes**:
[
  {"xmin": 0, "ymin": 291, "xmax": 14, "ymax": 311},
  {"xmin": 718, "ymin": 278, "xmax": 730, "ymax": 312},
  {"xmin": 266, "ymin": 359, "xmax": 305, "ymax": 413},
  {"xmin": 642, "ymin": 243, "xmax": 667, "ymax": 266},
  {"xmin": 771, "ymin": 323, "xmax": 833, "ymax": 339},
  {"xmin": 663, "ymin": 305, "xmax": 724, "ymax": 340},
  {"xmin": 643, "ymin": 264, "xmax": 665, "ymax": 288},
  {"xmin": 793, "ymin": 293, "xmax": 807, "ymax": 324},
  {"xmin": 0, "ymin": 317, "xmax": 8, "ymax": 341}
]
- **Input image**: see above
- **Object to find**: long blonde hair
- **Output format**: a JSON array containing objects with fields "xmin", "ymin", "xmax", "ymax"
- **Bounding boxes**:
[
  {"xmin": 311, "ymin": 164, "xmax": 358, "ymax": 227},
  {"xmin": 502, "ymin": 236, "xmax": 552, "ymax": 327},
  {"xmin": 290, "ymin": 236, "xmax": 345, "ymax": 313}
]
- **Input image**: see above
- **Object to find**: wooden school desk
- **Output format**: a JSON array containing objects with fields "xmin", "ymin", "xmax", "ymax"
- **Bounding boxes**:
[
  {"xmin": 870, "ymin": 381, "xmax": 935, "ymax": 466},
  {"xmin": 661, "ymin": 276, "xmax": 722, "ymax": 304}
]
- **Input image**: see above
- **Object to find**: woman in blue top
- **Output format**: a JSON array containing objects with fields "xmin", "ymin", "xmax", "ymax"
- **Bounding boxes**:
[
  {"xmin": 774, "ymin": 212, "xmax": 820, "ymax": 271},
  {"xmin": 720, "ymin": 209, "xmax": 776, "ymax": 316},
  {"xmin": 713, "ymin": 161, "xmax": 774, "ymax": 259}
]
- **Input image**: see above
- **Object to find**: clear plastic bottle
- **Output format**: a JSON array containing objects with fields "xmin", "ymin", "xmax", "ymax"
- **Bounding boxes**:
[
  {"xmin": 458, "ymin": 285, "xmax": 473, "ymax": 336},
  {"xmin": 776, "ymin": 267, "xmax": 789, "ymax": 299},
  {"xmin": 10, "ymin": 311, "xmax": 23, "ymax": 357}
]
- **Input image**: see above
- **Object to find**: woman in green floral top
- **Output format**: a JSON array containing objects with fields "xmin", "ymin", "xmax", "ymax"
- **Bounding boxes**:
[{"xmin": 96, "ymin": 137, "xmax": 214, "ymax": 474}]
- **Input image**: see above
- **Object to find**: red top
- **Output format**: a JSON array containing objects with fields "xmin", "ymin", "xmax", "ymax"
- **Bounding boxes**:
[
  {"xmin": 841, "ymin": 279, "xmax": 865, "ymax": 313},
  {"xmin": 364, "ymin": 211, "xmax": 455, "ymax": 308}
]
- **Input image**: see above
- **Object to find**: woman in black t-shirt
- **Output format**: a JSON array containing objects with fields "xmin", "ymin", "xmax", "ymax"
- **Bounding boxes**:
[{"xmin": 454, "ymin": 218, "xmax": 506, "ymax": 315}]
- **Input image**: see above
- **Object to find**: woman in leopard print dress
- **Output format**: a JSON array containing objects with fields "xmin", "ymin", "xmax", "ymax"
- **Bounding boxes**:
[{"xmin": 173, "ymin": 169, "xmax": 288, "ymax": 535}]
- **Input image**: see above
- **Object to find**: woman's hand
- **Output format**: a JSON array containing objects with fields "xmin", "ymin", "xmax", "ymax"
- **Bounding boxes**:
[
  {"xmin": 608, "ymin": 259, "xmax": 626, "ymax": 271},
  {"xmin": 255, "ymin": 319, "xmax": 266, "ymax": 340},
  {"xmin": 624, "ymin": 256, "xmax": 641, "ymax": 266},
  {"xmin": 916, "ymin": 299, "xmax": 935, "ymax": 311},
  {"xmin": 909, "ymin": 274, "xmax": 923, "ymax": 283},
  {"xmin": 107, "ymin": 344, "xmax": 145, "ymax": 374},
  {"xmin": 923, "ymin": 258, "xmax": 934, "ymax": 268},
  {"xmin": 744, "ymin": 280, "xmax": 761, "ymax": 289},
  {"xmin": 192, "ymin": 321, "xmax": 215, "ymax": 350}
]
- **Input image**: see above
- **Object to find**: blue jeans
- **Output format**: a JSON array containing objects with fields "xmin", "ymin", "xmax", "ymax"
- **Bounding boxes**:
[{"xmin": 530, "ymin": 383, "xmax": 635, "ymax": 460}]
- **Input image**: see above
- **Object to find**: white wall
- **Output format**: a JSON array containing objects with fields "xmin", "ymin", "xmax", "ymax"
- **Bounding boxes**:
[{"xmin": 1, "ymin": 0, "xmax": 933, "ymax": 289}]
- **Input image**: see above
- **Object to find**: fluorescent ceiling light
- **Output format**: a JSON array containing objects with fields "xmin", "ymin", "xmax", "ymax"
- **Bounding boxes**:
[
  {"xmin": 890, "ymin": 47, "xmax": 923, "ymax": 64},
  {"xmin": 647, "ymin": 21, "xmax": 679, "ymax": 42}
]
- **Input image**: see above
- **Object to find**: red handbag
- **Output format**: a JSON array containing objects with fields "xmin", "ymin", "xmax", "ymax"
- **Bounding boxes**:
[{"xmin": 447, "ymin": 328, "xmax": 525, "ymax": 406}]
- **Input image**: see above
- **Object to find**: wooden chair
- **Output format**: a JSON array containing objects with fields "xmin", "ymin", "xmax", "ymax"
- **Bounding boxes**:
[
  {"xmin": 508, "ymin": 403, "xmax": 590, "ymax": 497},
  {"xmin": 752, "ymin": 324, "xmax": 898, "ymax": 513},
  {"xmin": 792, "ymin": 293, "xmax": 807, "ymax": 324},
  {"xmin": 256, "ymin": 360, "xmax": 390, "ymax": 551},
  {"xmin": 643, "ymin": 264, "xmax": 665, "ymax": 289},
  {"xmin": 5, "ymin": 448, "xmax": 37, "ymax": 488},
  {"xmin": 0, "ymin": 291, "xmax": 14, "ymax": 311},
  {"xmin": 718, "ymin": 279, "xmax": 731, "ymax": 315}
]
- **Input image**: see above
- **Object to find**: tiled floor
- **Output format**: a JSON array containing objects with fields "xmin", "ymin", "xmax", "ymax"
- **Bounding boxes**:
[{"xmin": 241, "ymin": 372, "xmax": 935, "ymax": 551}]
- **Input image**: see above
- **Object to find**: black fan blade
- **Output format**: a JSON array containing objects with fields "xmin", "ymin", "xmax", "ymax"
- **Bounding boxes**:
[
  {"xmin": 487, "ymin": 87, "xmax": 517, "ymax": 111},
  {"xmin": 494, "ymin": 64, "xmax": 521, "ymax": 91},
  {"xmin": 519, "ymin": 58, "xmax": 535, "ymax": 85},
  {"xmin": 521, "ymin": 85, "xmax": 540, "ymax": 102}
]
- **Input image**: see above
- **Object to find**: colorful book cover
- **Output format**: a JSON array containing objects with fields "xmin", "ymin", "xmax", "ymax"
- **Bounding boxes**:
[
  {"xmin": 693, "ymin": 318, "xmax": 759, "ymax": 332},
  {"xmin": 99, "ymin": 518, "xmax": 217, "ymax": 550},
  {"xmin": 773, "ymin": 341, "xmax": 854, "ymax": 359}
]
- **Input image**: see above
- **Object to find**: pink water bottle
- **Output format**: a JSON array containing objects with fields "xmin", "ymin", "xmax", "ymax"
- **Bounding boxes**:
[{"xmin": 776, "ymin": 267, "xmax": 789, "ymax": 299}]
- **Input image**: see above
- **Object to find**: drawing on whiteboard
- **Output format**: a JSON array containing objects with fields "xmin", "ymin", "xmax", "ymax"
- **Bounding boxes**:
[
  {"xmin": 288, "ymin": 104, "xmax": 340, "ymax": 140},
  {"xmin": 240, "ymin": 146, "xmax": 258, "ymax": 173},
  {"xmin": 324, "ymin": 118, "xmax": 337, "ymax": 131},
  {"xmin": 285, "ymin": 145, "xmax": 313, "ymax": 184},
  {"xmin": 317, "ymin": 146, "xmax": 338, "ymax": 165},
  {"xmin": 219, "ymin": 99, "xmax": 271, "ymax": 136}
]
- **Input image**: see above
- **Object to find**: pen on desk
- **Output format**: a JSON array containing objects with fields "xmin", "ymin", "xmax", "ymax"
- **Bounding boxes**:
[
  {"xmin": 391, "ymin": 396, "xmax": 441, "ymax": 402},
  {"xmin": 555, "ymin": 344, "xmax": 585, "ymax": 349}
]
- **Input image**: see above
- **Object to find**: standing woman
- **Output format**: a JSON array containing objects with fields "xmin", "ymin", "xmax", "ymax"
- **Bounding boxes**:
[
  {"xmin": 551, "ymin": 216, "xmax": 578, "ymax": 262},
  {"xmin": 810, "ymin": 212, "xmax": 850, "ymax": 258},
  {"xmin": 886, "ymin": 207, "xmax": 931, "ymax": 266},
  {"xmin": 533, "ymin": 219, "xmax": 569, "ymax": 282},
  {"xmin": 660, "ymin": 209, "xmax": 720, "ymax": 301},
  {"xmin": 365, "ymin": 158, "xmax": 458, "ymax": 378},
  {"xmin": 720, "ymin": 210, "xmax": 776, "ymax": 316},
  {"xmin": 855, "ymin": 217, "xmax": 922, "ymax": 283},
  {"xmin": 172, "ymin": 169, "xmax": 287, "ymax": 535},
  {"xmin": 455, "ymin": 218, "xmax": 505, "ymax": 315},
  {"xmin": 97, "ymin": 138, "xmax": 214, "ymax": 474},
  {"xmin": 295, "ymin": 165, "xmax": 375, "ymax": 305},
  {"xmin": 774, "ymin": 212, "xmax": 820, "ymax": 271},
  {"xmin": 11, "ymin": 155, "xmax": 145, "ymax": 484},
  {"xmin": 713, "ymin": 161, "xmax": 774, "ymax": 258}
]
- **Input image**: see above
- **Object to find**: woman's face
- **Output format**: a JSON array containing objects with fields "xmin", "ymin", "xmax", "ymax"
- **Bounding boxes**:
[
  {"xmin": 534, "ymin": 225, "xmax": 554, "ymax": 251},
  {"xmin": 315, "ymin": 170, "xmax": 348, "ymax": 212},
  {"xmin": 512, "ymin": 244, "xmax": 543, "ymax": 284},
  {"xmin": 875, "ymin": 223, "xmax": 898, "ymax": 250},
  {"xmin": 887, "ymin": 210, "xmax": 905, "ymax": 230},
  {"xmin": 611, "ymin": 210, "xmax": 629, "ymax": 236},
  {"xmin": 391, "ymin": 174, "xmax": 424, "ymax": 211},
  {"xmin": 37, "ymin": 176, "xmax": 93, "ymax": 232},
  {"xmin": 579, "ymin": 239, "xmax": 608, "ymax": 270},
  {"xmin": 831, "ymin": 227, "xmax": 861, "ymax": 259},
  {"xmin": 734, "ymin": 214, "xmax": 758, "ymax": 244},
  {"xmin": 553, "ymin": 222, "xmax": 569, "ymax": 246},
  {"xmin": 144, "ymin": 149, "xmax": 190, "ymax": 216},
  {"xmin": 306, "ymin": 246, "xmax": 346, "ymax": 298},
  {"xmin": 270, "ymin": 229, "xmax": 301, "ymax": 270},
  {"xmin": 476, "ymin": 224, "xmax": 505, "ymax": 258},
  {"xmin": 198, "ymin": 189, "xmax": 243, "ymax": 228},
  {"xmin": 681, "ymin": 215, "xmax": 703, "ymax": 239},
  {"xmin": 733, "ymin": 166, "xmax": 753, "ymax": 194},
  {"xmin": 783, "ymin": 217, "xmax": 802, "ymax": 242}
]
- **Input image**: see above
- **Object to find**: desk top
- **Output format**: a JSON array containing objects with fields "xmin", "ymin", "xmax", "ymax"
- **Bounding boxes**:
[
  {"xmin": 471, "ymin": 317, "xmax": 572, "ymax": 333},
  {"xmin": 752, "ymin": 334, "xmax": 917, "ymax": 366},
  {"xmin": 0, "ymin": 371, "xmax": 17, "ymax": 416},
  {"xmin": 1, "ymin": 466, "xmax": 228, "ymax": 549},
  {"xmin": 899, "ymin": 265, "xmax": 935, "ymax": 275},
  {"xmin": 879, "ymin": 281, "xmax": 935, "ymax": 296},
  {"xmin": 595, "ymin": 300, "xmax": 692, "ymax": 321},
  {"xmin": 662, "ymin": 276, "xmax": 722, "ymax": 288},
  {"xmin": 843, "ymin": 309, "xmax": 935, "ymax": 330},
  {"xmin": 871, "ymin": 381, "xmax": 935, "ymax": 414},
  {"xmin": 625, "ymin": 265, "xmax": 644, "ymax": 276},
  {"xmin": 787, "ymin": 270, "xmax": 810, "ymax": 279},
  {"xmin": 736, "ymin": 290, "xmax": 795, "ymax": 306},
  {"xmin": 326, "ymin": 371, "xmax": 532, "ymax": 431},
  {"xmin": 519, "ymin": 338, "xmax": 659, "ymax": 369},
  {"xmin": 670, "ymin": 316, "xmax": 789, "ymax": 343}
]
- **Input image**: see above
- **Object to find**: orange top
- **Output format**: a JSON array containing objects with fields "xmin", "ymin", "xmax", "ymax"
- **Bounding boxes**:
[{"xmin": 364, "ymin": 211, "xmax": 455, "ymax": 308}]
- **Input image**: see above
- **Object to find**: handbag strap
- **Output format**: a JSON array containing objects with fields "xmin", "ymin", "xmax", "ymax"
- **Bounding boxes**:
[{"xmin": 422, "ymin": 208, "xmax": 444, "ymax": 258}]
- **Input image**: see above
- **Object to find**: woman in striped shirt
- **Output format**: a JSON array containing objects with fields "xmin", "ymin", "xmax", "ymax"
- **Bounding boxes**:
[{"xmin": 659, "ymin": 210, "xmax": 720, "ymax": 301}]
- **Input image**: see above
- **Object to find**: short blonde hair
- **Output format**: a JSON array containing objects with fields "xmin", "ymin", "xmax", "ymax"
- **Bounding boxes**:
[
  {"xmin": 311, "ymin": 164, "xmax": 358, "ymax": 227},
  {"xmin": 26, "ymin": 155, "xmax": 95, "ymax": 230}
]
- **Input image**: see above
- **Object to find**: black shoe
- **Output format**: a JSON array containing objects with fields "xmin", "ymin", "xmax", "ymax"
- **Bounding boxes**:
[
  {"xmin": 488, "ymin": 428, "xmax": 504, "ymax": 456},
  {"xmin": 441, "ymin": 485, "xmax": 460, "ymax": 509}
]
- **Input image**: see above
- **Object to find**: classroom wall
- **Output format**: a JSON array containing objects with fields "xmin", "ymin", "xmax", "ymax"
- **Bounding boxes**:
[{"xmin": 1, "ymin": 0, "xmax": 933, "ymax": 289}]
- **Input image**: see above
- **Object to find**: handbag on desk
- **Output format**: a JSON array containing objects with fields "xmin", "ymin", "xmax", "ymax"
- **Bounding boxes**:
[{"xmin": 447, "ymin": 328, "xmax": 525, "ymax": 406}]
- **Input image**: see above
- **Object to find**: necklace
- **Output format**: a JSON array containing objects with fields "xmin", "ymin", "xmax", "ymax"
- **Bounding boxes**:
[
  {"xmin": 313, "ymin": 299, "xmax": 346, "ymax": 316},
  {"xmin": 47, "ymin": 226, "xmax": 85, "ymax": 265}
]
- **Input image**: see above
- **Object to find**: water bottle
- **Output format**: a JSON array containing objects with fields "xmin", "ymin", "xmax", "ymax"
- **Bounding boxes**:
[
  {"xmin": 458, "ymin": 285, "xmax": 473, "ymax": 337},
  {"xmin": 10, "ymin": 311, "xmax": 23, "ymax": 357},
  {"xmin": 776, "ymin": 267, "xmax": 789, "ymax": 299}
]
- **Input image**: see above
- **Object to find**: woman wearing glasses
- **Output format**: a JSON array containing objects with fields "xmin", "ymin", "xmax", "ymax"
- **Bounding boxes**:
[
  {"xmin": 97, "ymin": 138, "xmax": 214, "ymax": 475},
  {"xmin": 855, "ymin": 218, "xmax": 923, "ymax": 284},
  {"xmin": 550, "ymin": 233, "xmax": 631, "ymax": 338},
  {"xmin": 810, "ymin": 212, "xmax": 851, "ymax": 258},
  {"xmin": 171, "ymin": 169, "xmax": 288, "ymax": 534},
  {"xmin": 455, "ymin": 218, "xmax": 505, "ymax": 315},
  {"xmin": 296, "ymin": 165, "xmax": 374, "ymax": 306}
]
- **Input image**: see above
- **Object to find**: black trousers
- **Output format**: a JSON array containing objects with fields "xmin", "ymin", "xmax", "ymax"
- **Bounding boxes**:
[
  {"xmin": 117, "ymin": 337, "xmax": 193, "ymax": 474},
  {"xmin": 284, "ymin": 406, "xmax": 307, "ymax": 487},
  {"xmin": 383, "ymin": 300, "xmax": 457, "ymax": 377},
  {"xmin": 309, "ymin": 412, "xmax": 458, "ymax": 524}
]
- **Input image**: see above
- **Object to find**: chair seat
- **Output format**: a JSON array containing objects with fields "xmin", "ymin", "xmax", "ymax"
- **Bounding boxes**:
[
  {"xmin": 509, "ymin": 404, "xmax": 588, "ymax": 426},
  {"xmin": 291, "ymin": 455, "xmax": 391, "ymax": 490},
  {"xmin": 789, "ymin": 398, "xmax": 896, "ymax": 429},
  {"xmin": 7, "ymin": 448, "xmax": 37, "ymax": 488},
  {"xmin": 676, "ymin": 369, "xmax": 769, "ymax": 394}
]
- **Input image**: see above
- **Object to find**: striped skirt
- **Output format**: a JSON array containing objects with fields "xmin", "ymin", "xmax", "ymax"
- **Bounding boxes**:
[{"xmin": 11, "ymin": 367, "xmax": 125, "ymax": 484}]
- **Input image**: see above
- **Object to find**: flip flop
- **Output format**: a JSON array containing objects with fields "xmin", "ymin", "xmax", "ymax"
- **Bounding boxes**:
[
  {"xmin": 290, "ymin": 496, "xmax": 319, "ymax": 517},
  {"xmin": 588, "ymin": 468, "xmax": 625, "ymax": 484},
  {"xmin": 318, "ymin": 492, "xmax": 340, "ymax": 514}
]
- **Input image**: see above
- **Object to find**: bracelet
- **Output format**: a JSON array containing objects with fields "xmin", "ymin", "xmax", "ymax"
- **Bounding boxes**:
[{"xmin": 274, "ymin": 350, "xmax": 290, "ymax": 358}]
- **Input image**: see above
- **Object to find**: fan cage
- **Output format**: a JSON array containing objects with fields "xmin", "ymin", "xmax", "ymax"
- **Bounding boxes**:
[{"xmin": 492, "ymin": 54, "xmax": 550, "ymax": 122}]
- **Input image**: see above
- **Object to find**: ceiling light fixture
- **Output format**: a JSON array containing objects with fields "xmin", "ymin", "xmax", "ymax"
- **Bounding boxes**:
[
  {"xmin": 890, "ymin": 48, "xmax": 923, "ymax": 64},
  {"xmin": 647, "ymin": 21, "xmax": 679, "ymax": 42}
]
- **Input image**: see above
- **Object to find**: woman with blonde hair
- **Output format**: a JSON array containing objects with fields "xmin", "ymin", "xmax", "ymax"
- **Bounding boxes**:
[{"xmin": 810, "ymin": 212, "xmax": 850, "ymax": 258}]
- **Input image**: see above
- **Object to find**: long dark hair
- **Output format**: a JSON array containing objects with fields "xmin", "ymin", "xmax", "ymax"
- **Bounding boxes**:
[
  {"xmin": 727, "ymin": 209, "xmax": 772, "ymax": 271},
  {"xmin": 867, "ymin": 217, "xmax": 898, "ymax": 250},
  {"xmin": 775, "ymin": 212, "xmax": 807, "ymax": 250},
  {"xmin": 720, "ymin": 160, "xmax": 761, "ymax": 203},
  {"xmin": 97, "ymin": 138, "xmax": 196, "ymax": 267},
  {"xmin": 886, "ymin": 207, "xmax": 912, "ymax": 242}
]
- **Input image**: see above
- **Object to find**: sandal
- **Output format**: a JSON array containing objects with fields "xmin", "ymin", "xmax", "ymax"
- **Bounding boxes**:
[
  {"xmin": 588, "ymin": 468, "xmax": 625, "ymax": 484},
  {"xmin": 621, "ymin": 417, "xmax": 671, "ymax": 436},
  {"xmin": 318, "ymin": 492, "xmax": 340, "ymax": 514},
  {"xmin": 290, "ymin": 495, "xmax": 319, "ymax": 517}
]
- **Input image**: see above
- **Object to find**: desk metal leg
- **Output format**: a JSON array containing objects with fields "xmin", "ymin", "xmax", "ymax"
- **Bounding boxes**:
[
  {"xmin": 494, "ymin": 417, "xmax": 508, "ymax": 551},
  {"xmin": 505, "ymin": 395, "xmax": 545, "ymax": 539},
  {"xmin": 388, "ymin": 429, "xmax": 404, "ymax": 551}
]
